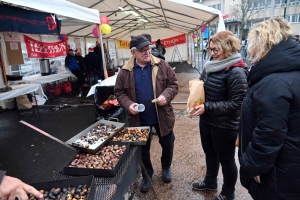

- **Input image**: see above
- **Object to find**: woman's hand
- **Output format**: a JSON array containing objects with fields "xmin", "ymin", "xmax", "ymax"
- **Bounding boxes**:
[{"xmin": 190, "ymin": 104, "xmax": 205, "ymax": 116}]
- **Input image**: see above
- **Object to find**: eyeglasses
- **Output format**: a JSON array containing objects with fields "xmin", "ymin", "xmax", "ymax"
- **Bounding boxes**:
[
  {"xmin": 135, "ymin": 47, "xmax": 151, "ymax": 53},
  {"xmin": 207, "ymin": 47, "xmax": 219, "ymax": 54}
]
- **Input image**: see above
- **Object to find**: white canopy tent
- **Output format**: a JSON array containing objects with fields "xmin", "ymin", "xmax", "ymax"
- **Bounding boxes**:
[
  {"xmin": 0, "ymin": 0, "xmax": 225, "ymax": 85},
  {"xmin": 57, "ymin": 0, "xmax": 225, "ymax": 64}
]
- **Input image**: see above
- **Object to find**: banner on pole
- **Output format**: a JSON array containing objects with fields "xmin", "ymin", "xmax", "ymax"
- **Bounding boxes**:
[
  {"xmin": 0, "ymin": 5, "xmax": 61, "ymax": 35},
  {"xmin": 24, "ymin": 35, "xmax": 67, "ymax": 58},
  {"xmin": 156, "ymin": 34, "xmax": 186, "ymax": 48}
]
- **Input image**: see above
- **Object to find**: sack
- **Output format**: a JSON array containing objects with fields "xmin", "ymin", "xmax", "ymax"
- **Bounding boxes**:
[
  {"xmin": 16, "ymin": 95, "xmax": 32, "ymax": 110},
  {"xmin": 187, "ymin": 79, "xmax": 205, "ymax": 114}
]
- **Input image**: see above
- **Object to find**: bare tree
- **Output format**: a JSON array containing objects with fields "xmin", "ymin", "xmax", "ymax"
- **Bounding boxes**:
[{"xmin": 230, "ymin": 0, "xmax": 266, "ymax": 39}]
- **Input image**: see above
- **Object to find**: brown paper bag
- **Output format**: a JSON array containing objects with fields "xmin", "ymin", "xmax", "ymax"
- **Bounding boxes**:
[{"xmin": 187, "ymin": 79, "xmax": 205, "ymax": 114}]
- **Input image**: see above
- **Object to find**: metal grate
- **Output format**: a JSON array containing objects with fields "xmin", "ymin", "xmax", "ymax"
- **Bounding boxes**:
[
  {"xmin": 93, "ymin": 184, "xmax": 117, "ymax": 200},
  {"xmin": 53, "ymin": 146, "xmax": 139, "ymax": 199}
]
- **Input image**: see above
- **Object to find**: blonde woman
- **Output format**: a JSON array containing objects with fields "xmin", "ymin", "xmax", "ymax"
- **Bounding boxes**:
[
  {"xmin": 191, "ymin": 30, "xmax": 248, "ymax": 200},
  {"xmin": 239, "ymin": 18, "xmax": 300, "ymax": 199}
]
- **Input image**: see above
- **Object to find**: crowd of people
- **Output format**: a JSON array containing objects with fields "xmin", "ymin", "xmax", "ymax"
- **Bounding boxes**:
[
  {"xmin": 2, "ymin": 17, "xmax": 300, "ymax": 200},
  {"xmin": 64, "ymin": 41, "xmax": 105, "ymax": 95}
]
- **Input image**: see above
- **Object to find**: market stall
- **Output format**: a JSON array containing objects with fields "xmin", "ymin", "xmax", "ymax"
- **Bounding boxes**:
[{"xmin": 0, "ymin": 1, "xmax": 225, "ymax": 199}]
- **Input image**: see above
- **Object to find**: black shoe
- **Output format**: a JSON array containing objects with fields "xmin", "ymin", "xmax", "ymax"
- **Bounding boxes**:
[
  {"xmin": 162, "ymin": 168, "xmax": 172, "ymax": 182},
  {"xmin": 214, "ymin": 193, "xmax": 235, "ymax": 200},
  {"xmin": 192, "ymin": 181, "xmax": 217, "ymax": 191},
  {"xmin": 140, "ymin": 179, "xmax": 150, "ymax": 193}
]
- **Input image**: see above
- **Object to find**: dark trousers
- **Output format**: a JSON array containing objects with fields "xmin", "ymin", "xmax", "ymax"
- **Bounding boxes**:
[
  {"xmin": 200, "ymin": 120, "xmax": 237, "ymax": 196},
  {"xmin": 202, "ymin": 49, "xmax": 207, "ymax": 60},
  {"xmin": 141, "ymin": 123, "xmax": 175, "ymax": 179},
  {"xmin": 71, "ymin": 69, "xmax": 85, "ymax": 87}
]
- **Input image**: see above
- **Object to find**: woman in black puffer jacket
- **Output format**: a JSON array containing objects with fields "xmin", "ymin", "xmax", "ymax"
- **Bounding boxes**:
[
  {"xmin": 191, "ymin": 30, "xmax": 248, "ymax": 200},
  {"xmin": 239, "ymin": 18, "xmax": 300, "ymax": 200}
]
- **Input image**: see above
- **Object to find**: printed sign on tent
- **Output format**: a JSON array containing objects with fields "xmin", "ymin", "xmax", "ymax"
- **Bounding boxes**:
[
  {"xmin": 117, "ymin": 40, "xmax": 130, "ymax": 49},
  {"xmin": 116, "ymin": 34, "xmax": 187, "ymax": 49},
  {"xmin": 155, "ymin": 34, "xmax": 186, "ymax": 48},
  {"xmin": 0, "ymin": 5, "xmax": 61, "ymax": 35},
  {"xmin": 24, "ymin": 35, "xmax": 67, "ymax": 58}
]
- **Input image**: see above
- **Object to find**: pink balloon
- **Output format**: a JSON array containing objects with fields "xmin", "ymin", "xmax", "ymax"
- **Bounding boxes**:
[
  {"xmin": 100, "ymin": 16, "xmax": 109, "ymax": 24},
  {"xmin": 201, "ymin": 26, "xmax": 207, "ymax": 33},
  {"xmin": 92, "ymin": 26, "xmax": 99, "ymax": 37},
  {"xmin": 192, "ymin": 34, "xmax": 197, "ymax": 39}
]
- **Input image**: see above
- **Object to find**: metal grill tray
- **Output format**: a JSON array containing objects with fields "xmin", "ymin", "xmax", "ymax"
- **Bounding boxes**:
[
  {"xmin": 29, "ymin": 176, "xmax": 96, "ymax": 200},
  {"xmin": 111, "ymin": 126, "xmax": 150, "ymax": 145},
  {"xmin": 66, "ymin": 120, "xmax": 125, "ymax": 154},
  {"xmin": 63, "ymin": 141, "xmax": 130, "ymax": 177}
]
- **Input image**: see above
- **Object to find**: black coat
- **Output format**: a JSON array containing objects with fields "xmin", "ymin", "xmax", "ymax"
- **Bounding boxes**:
[
  {"xmin": 83, "ymin": 52, "xmax": 103, "ymax": 79},
  {"xmin": 200, "ymin": 64, "xmax": 248, "ymax": 130},
  {"xmin": 239, "ymin": 38, "xmax": 300, "ymax": 199}
]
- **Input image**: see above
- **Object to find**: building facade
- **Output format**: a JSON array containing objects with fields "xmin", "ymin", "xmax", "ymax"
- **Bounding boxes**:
[{"xmin": 194, "ymin": 0, "xmax": 300, "ymax": 37}]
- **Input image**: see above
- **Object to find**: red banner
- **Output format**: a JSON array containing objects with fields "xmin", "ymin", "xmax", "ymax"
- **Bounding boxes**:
[
  {"xmin": 24, "ymin": 35, "xmax": 67, "ymax": 58},
  {"xmin": 152, "ymin": 34, "xmax": 186, "ymax": 48}
]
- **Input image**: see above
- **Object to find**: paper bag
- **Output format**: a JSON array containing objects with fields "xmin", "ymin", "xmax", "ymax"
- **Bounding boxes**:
[{"xmin": 187, "ymin": 79, "xmax": 205, "ymax": 114}]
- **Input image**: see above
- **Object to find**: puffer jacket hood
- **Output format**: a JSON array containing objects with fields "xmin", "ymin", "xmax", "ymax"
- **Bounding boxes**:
[{"xmin": 248, "ymin": 37, "xmax": 300, "ymax": 87}]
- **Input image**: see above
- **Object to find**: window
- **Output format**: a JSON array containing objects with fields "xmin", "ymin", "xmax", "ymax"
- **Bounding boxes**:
[
  {"xmin": 297, "ymin": 0, "xmax": 300, "ymax": 4},
  {"xmin": 266, "ymin": 0, "xmax": 272, "ymax": 8},
  {"xmin": 289, "ymin": 0, "xmax": 296, "ymax": 5},
  {"xmin": 216, "ymin": 4, "xmax": 221, "ymax": 11},
  {"xmin": 285, "ymin": 14, "xmax": 299, "ymax": 23},
  {"xmin": 275, "ymin": 0, "xmax": 281, "ymax": 7}
]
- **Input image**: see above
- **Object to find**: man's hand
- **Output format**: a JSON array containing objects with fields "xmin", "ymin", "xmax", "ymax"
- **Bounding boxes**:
[
  {"xmin": 129, "ymin": 103, "xmax": 139, "ymax": 115},
  {"xmin": 190, "ymin": 104, "xmax": 205, "ymax": 116},
  {"xmin": 156, "ymin": 95, "xmax": 166, "ymax": 106},
  {"xmin": 0, "ymin": 175, "xmax": 43, "ymax": 200}
]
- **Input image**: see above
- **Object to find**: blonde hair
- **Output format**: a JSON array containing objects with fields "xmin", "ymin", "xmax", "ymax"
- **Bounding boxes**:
[
  {"xmin": 208, "ymin": 30, "xmax": 241, "ymax": 58},
  {"xmin": 247, "ymin": 17, "xmax": 294, "ymax": 63}
]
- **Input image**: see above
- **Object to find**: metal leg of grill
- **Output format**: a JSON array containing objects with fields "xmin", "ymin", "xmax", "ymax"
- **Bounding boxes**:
[{"xmin": 140, "ymin": 162, "xmax": 158, "ymax": 199}]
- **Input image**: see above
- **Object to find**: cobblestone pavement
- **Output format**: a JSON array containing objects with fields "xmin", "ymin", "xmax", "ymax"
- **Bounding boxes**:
[{"xmin": 132, "ymin": 73, "xmax": 252, "ymax": 200}]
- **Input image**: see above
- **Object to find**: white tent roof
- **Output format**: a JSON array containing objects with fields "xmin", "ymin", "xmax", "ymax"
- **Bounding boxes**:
[
  {"xmin": 62, "ymin": 0, "xmax": 224, "ymax": 39},
  {"xmin": 3, "ymin": 0, "xmax": 224, "ymax": 39},
  {"xmin": 2, "ymin": 0, "xmax": 100, "ymax": 24}
]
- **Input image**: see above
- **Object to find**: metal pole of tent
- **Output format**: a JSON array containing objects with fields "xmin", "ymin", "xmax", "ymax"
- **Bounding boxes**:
[
  {"xmin": 201, "ymin": 30, "xmax": 203, "ymax": 74},
  {"xmin": 98, "ymin": 24, "xmax": 108, "ymax": 79},
  {"xmin": 197, "ymin": 31, "xmax": 200, "ymax": 73}
]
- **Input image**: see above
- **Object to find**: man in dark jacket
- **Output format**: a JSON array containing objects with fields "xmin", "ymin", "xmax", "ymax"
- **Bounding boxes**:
[
  {"xmin": 114, "ymin": 35, "xmax": 178, "ymax": 193},
  {"xmin": 156, "ymin": 39, "xmax": 166, "ymax": 55},
  {"xmin": 75, "ymin": 50, "xmax": 88, "ymax": 87},
  {"xmin": 84, "ymin": 47, "xmax": 103, "ymax": 86},
  {"xmin": 93, "ymin": 41, "xmax": 103, "ymax": 62},
  {"xmin": 0, "ymin": 170, "xmax": 42, "ymax": 199},
  {"xmin": 65, "ymin": 49, "xmax": 86, "ymax": 92}
]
